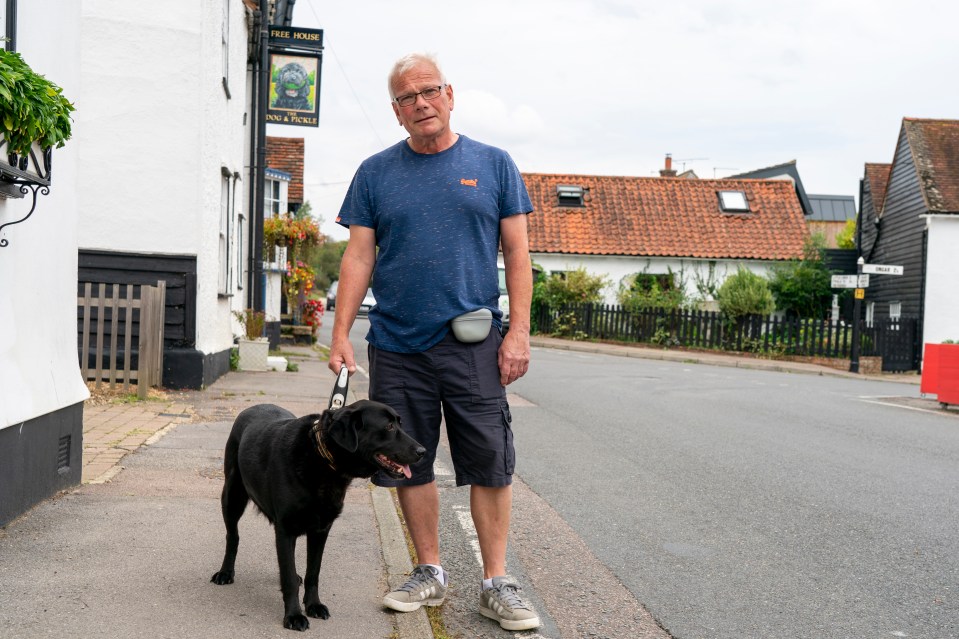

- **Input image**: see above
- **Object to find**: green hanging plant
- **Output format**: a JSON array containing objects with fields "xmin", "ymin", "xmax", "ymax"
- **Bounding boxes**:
[{"xmin": 0, "ymin": 49, "xmax": 75, "ymax": 158}]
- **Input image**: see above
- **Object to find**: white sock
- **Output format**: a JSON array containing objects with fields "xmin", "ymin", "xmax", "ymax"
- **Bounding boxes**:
[
  {"xmin": 423, "ymin": 563, "xmax": 447, "ymax": 585},
  {"xmin": 482, "ymin": 577, "xmax": 496, "ymax": 590}
]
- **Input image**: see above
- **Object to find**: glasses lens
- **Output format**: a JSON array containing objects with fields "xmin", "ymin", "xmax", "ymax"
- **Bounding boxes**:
[
  {"xmin": 421, "ymin": 87, "xmax": 440, "ymax": 100},
  {"xmin": 397, "ymin": 94, "xmax": 415, "ymax": 107}
]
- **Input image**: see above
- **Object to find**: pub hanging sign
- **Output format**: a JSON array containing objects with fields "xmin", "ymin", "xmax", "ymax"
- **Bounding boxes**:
[{"xmin": 267, "ymin": 27, "xmax": 324, "ymax": 128}]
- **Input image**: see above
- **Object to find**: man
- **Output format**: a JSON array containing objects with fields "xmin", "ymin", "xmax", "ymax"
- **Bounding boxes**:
[{"xmin": 328, "ymin": 52, "xmax": 539, "ymax": 632}]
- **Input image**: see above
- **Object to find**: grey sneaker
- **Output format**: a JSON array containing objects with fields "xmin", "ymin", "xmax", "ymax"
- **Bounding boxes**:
[
  {"xmin": 383, "ymin": 565, "xmax": 447, "ymax": 612},
  {"xmin": 479, "ymin": 577, "xmax": 541, "ymax": 631}
]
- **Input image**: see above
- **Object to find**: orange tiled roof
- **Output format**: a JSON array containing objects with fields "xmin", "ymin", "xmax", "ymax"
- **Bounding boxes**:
[
  {"xmin": 903, "ymin": 118, "xmax": 959, "ymax": 214},
  {"xmin": 863, "ymin": 163, "xmax": 892, "ymax": 214},
  {"xmin": 266, "ymin": 137, "xmax": 305, "ymax": 204},
  {"xmin": 523, "ymin": 173, "xmax": 807, "ymax": 261}
]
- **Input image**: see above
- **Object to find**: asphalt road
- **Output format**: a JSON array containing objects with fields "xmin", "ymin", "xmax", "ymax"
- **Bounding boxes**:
[
  {"xmin": 509, "ymin": 347, "xmax": 958, "ymax": 639},
  {"xmin": 318, "ymin": 311, "xmax": 958, "ymax": 638}
]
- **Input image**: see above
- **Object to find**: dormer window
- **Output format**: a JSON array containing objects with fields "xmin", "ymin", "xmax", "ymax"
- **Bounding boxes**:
[
  {"xmin": 557, "ymin": 184, "xmax": 585, "ymax": 208},
  {"xmin": 718, "ymin": 190, "xmax": 750, "ymax": 212}
]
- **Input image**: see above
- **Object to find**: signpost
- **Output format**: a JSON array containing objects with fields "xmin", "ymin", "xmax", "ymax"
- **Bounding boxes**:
[
  {"xmin": 840, "ymin": 260, "xmax": 903, "ymax": 373},
  {"xmin": 849, "ymin": 258, "xmax": 865, "ymax": 373},
  {"xmin": 831, "ymin": 275, "xmax": 858, "ymax": 288},
  {"xmin": 862, "ymin": 264, "xmax": 904, "ymax": 276}
]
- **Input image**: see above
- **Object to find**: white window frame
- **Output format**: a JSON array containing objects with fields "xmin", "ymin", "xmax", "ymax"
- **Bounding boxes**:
[
  {"xmin": 889, "ymin": 301, "xmax": 902, "ymax": 321},
  {"xmin": 865, "ymin": 301, "xmax": 875, "ymax": 328},
  {"xmin": 718, "ymin": 190, "xmax": 750, "ymax": 212},
  {"xmin": 218, "ymin": 170, "xmax": 233, "ymax": 296},
  {"xmin": 266, "ymin": 178, "xmax": 282, "ymax": 217},
  {"xmin": 263, "ymin": 176, "xmax": 290, "ymax": 271}
]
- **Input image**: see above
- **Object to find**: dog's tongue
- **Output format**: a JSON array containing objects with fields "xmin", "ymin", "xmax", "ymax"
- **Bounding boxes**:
[{"xmin": 401, "ymin": 464, "xmax": 412, "ymax": 479}]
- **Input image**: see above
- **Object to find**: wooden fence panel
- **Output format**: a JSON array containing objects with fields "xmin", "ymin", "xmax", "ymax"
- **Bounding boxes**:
[{"xmin": 77, "ymin": 281, "xmax": 165, "ymax": 396}]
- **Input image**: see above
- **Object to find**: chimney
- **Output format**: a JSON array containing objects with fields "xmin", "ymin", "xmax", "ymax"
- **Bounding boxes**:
[{"xmin": 659, "ymin": 153, "xmax": 677, "ymax": 178}]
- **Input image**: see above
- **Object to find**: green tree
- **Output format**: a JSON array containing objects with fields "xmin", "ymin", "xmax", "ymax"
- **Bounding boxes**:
[
  {"xmin": 836, "ymin": 218, "xmax": 856, "ymax": 249},
  {"xmin": 306, "ymin": 238, "xmax": 347, "ymax": 293},
  {"xmin": 531, "ymin": 267, "xmax": 609, "ymax": 339},
  {"xmin": 717, "ymin": 267, "xmax": 775, "ymax": 319},
  {"xmin": 767, "ymin": 235, "xmax": 833, "ymax": 319},
  {"xmin": 617, "ymin": 269, "xmax": 687, "ymax": 312},
  {"xmin": 537, "ymin": 267, "xmax": 609, "ymax": 307}
]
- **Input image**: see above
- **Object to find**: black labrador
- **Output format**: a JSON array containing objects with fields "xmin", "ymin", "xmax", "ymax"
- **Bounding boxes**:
[{"xmin": 210, "ymin": 399, "xmax": 424, "ymax": 631}]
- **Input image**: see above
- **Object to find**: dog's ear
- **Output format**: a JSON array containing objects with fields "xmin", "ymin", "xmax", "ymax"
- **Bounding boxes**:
[{"xmin": 327, "ymin": 407, "xmax": 360, "ymax": 453}]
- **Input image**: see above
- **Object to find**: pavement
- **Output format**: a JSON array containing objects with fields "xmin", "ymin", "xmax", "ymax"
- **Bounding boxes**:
[{"xmin": 0, "ymin": 337, "xmax": 924, "ymax": 639}]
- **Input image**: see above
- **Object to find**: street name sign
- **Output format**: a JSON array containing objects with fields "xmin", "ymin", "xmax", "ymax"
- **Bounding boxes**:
[
  {"xmin": 831, "ymin": 275, "xmax": 858, "ymax": 288},
  {"xmin": 858, "ymin": 274, "xmax": 870, "ymax": 287},
  {"xmin": 863, "ymin": 264, "xmax": 904, "ymax": 276}
]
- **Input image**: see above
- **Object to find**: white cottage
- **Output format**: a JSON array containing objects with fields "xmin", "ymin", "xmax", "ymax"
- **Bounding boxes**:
[
  {"xmin": 522, "ymin": 172, "xmax": 809, "ymax": 305},
  {"xmin": 74, "ymin": 0, "xmax": 256, "ymax": 388},
  {"xmin": 0, "ymin": 1, "xmax": 87, "ymax": 524}
]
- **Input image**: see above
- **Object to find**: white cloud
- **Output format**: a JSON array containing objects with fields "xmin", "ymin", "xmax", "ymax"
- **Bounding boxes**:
[
  {"xmin": 285, "ymin": 0, "xmax": 959, "ymax": 241},
  {"xmin": 454, "ymin": 89, "xmax": 547, "ymax": 147}
]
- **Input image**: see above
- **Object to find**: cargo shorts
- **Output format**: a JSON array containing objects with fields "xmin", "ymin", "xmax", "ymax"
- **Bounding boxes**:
[{"xmin": 368, "ymin": 328, "xmax": 514, "ymax": 488}]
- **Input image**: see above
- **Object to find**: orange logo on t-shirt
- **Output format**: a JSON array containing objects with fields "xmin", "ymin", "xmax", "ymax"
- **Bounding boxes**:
[{"xmin": 460, "ymin": 178, "xmax": 478, "ymax": 187}]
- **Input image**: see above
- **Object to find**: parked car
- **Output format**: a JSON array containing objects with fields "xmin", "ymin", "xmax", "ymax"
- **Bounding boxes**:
[
  {"xmin": 326, "ymin": 281, "xmax": 338, "ymax": 311},
  {"xmin": 357, "ymin": 288, "xmax": 376, "ymax": 316}
]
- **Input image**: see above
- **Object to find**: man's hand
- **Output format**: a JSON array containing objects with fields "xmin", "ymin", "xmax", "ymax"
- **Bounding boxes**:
[
  {"xmin": 328, "ymin": 335, "xmax": 356, "ymax": 376},
  {"xmin": 497, "ymin": 329, "xmax": 530, "ymax": 386}
]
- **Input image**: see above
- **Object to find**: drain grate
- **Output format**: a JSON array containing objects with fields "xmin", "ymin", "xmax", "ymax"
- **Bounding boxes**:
[{"xmin": 57, "ymin": 435, "xmax": 71, "ymax": 473}]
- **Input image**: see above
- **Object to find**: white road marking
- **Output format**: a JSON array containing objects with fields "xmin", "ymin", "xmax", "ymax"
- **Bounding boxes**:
[
  {"xmin": 452, "ymin": 504, "xmax": 485, "ymax": 569},
  {"xmin": 433, "ymin": 459, "xmax": 454, "ymax": 477},
  {"xmin": 857, "ymin": 397, "xmax": 953, "ymax": 417},
  {"xmin": 507, "ymin": 393, "xmax": 536, "ymax": 407}
]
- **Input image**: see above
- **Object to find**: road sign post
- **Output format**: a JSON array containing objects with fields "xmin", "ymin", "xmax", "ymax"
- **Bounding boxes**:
[{"xmin": 850, "ymin": 257, "xmax": 864, "ymax": 373}]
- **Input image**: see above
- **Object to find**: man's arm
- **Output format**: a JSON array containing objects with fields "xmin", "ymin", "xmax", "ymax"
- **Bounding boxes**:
[
  {"xmin": 498, "ymin": 213, "xmax": 532, "ymax": 386},
  {"xmin": 328, "ymin": 225, "xmax": 376, "ymax": 375}
]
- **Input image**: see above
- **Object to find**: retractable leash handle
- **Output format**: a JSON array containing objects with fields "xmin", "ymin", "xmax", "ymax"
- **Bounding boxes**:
[{"xmin": 328, "ymin": 365, "xmax": 350, "ymax": 411}]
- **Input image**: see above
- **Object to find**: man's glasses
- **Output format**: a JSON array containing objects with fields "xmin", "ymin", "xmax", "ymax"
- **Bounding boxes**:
[{"xmin": 393, "ymin": 84, "xmax": 448, "ymax": 108}]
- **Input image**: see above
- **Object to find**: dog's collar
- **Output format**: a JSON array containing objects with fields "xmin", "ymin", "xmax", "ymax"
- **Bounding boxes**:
[{"xmin": 310, "ymin": 417, "xmax": 338, "ymax": 472}]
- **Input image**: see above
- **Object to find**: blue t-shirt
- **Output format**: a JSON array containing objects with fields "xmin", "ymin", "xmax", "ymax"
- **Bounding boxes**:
[{"xmin": 337, "ymin": 135, "xmax": 533, "ymax": 353}]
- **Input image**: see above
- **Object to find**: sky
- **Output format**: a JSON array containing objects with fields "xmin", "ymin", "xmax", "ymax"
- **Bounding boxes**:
[{"xmin": 270, "ymin": 0, "xmax": 959, "ymax": 242}]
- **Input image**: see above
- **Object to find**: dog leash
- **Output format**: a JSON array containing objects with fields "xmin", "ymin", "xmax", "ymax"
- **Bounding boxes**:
[
  {"xmin": 310, "ymin": 365, "xmax": 351, "ymax": 471},
  {"xmin": 328, "ymin": 365, "xmax": 349, "ymax": 410}
]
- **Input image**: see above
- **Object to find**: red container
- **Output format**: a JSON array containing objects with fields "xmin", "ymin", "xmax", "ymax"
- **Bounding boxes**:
[
  {"xmin": 938, "ymin": 344, "xmax": 959, "ymax": 406},
  {"xmin": 920, "ymin": 343, "xmax": 940, "ymax": 395}
]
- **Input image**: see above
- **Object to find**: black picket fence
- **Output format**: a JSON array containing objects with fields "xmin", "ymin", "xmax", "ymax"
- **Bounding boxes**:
[{"xmin": 532, "ymin": 303, "xmax": 920, "ymax": 370}]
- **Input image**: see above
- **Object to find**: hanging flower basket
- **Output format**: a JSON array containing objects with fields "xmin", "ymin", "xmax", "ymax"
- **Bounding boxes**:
[{"xmin": 0, "ymin": 49, "xmax": 75, "ymax": 159}]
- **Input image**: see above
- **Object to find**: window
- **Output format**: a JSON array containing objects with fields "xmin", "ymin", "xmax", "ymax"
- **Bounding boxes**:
[
  {"xmin": 718, "ymin": 190, "xmax": 750, "ymax": 212},
  {"xmin": 221, "ymin": 0, "xmax": 231, "ymax": 98},
  {"xmin": 265, "ymin": 179, "xmax": 281, "ymax": 217},
  {"xmin": 889, "ymin": 301, "xmax": 901, "ymax": 321},
  {"xmin": 865, "ymin": 302, "xmax": 875, "ymax": 328},
  {"xmin": 218, "ymin": 169, "xmax": 233, "ymax": 296},
  {"xmin": 557, "ymin": 185, "xmax": 585, "ymax": 207},
  {"xmin": 235, "ymin": 209, "xmax": 244, "ymax": 291}
]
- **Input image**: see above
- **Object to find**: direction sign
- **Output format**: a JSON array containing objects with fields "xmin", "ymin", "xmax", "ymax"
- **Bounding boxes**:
[
  {"xmin": 858, "ymin": 274, "xmax": 870, "ymax": 287},
  {"xmin": 863, "ymin": 264, "xmax": 903, "ymax": 276},
  {"xmin": 831, "ymin": 275, "xmax": 858, "ymax": 288}
]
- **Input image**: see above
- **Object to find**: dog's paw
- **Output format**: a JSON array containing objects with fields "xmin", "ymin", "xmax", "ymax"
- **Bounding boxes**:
[
  {"xmin": 305, "ymin": 602, "xmax": 330, "ymax": 619},
  {"xmin": 283, "ymin": 613, "xmax": 310, "ymax": 631},
  {"xmin": 210, "ymin": 571, "xmax": 234, "ymax": 585}
]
